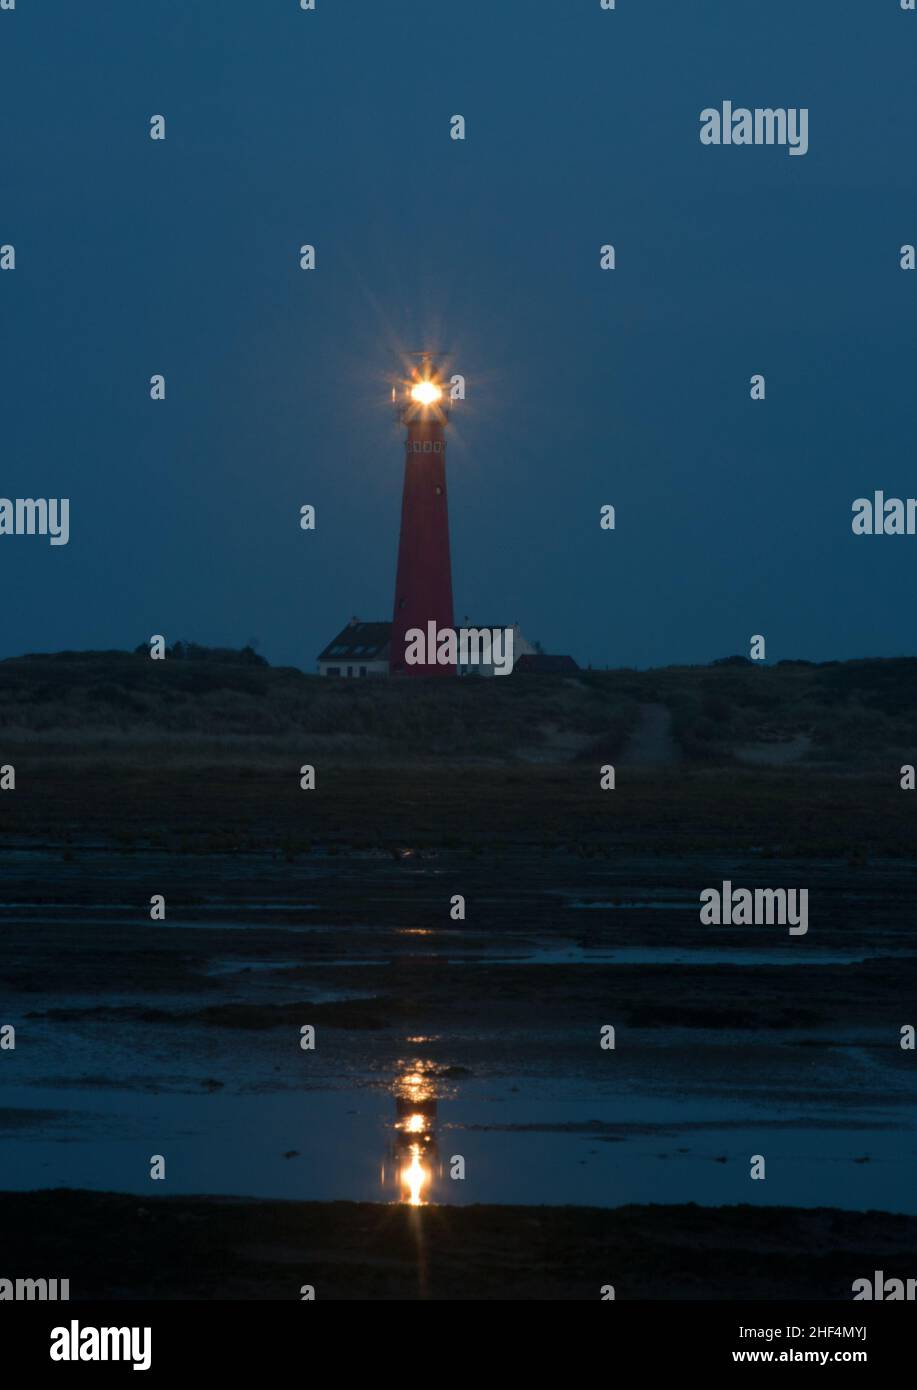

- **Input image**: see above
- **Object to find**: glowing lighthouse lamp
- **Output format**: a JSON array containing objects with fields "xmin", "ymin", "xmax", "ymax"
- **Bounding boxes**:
[
  {"xmin": 409, "ymin": 379, "xmax": 442, "ymax": 408},
  {"xmin": 390, "ymin": 359, "xmax": 455, "ymax": 423},
  {"xmin": 389, "ymin": 357, "xmax": 458, "ymax": 677}
]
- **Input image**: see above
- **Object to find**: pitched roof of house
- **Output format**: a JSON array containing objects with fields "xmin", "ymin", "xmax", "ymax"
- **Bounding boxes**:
[
  {"xmin": 513, "ymin": 654, "xmax": 580, "ymax": 674},
  {"xmin": 317, "ymin": 621, "xmax": 392, "ymax": 663}
]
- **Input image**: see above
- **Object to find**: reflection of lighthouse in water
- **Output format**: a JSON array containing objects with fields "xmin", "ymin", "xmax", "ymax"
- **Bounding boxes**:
[{"xmin": 382, "ymin": 1063, "xmax": 442, "ymax": 1205}]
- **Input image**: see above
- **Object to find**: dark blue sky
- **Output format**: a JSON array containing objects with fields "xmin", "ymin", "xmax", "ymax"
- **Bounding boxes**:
[{"xmin": 1, "ymin": 0, "xmax": 914, "ymax": 670}]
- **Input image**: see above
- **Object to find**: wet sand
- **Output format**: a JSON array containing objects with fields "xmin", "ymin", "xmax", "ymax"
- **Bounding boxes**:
[
  {"xmin": 4, "ymin": 1190, "xmax": 915, "ymax": 1300},
  {"xmin": 1, "ymin": 762, "xmax": 912, "ymax": 857}
]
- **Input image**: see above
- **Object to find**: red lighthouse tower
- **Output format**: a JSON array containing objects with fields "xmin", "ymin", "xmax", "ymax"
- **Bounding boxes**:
[{"xmin": 390, "ymin": 357, "xmax": 456, "ymax": 677}]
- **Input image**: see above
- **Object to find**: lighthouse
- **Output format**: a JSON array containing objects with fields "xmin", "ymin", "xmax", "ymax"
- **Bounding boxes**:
[{"xmin": 390, "ymin": 357, "xmax": 456, "ymax": 677}]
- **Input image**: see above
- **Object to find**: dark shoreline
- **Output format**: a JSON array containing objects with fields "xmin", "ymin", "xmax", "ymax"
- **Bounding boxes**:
[
  {"xmin": 1, "ymin": 764, "xmax": 910, "ymax": 858},
  {"xmin": 3, "ymin": 1191, "xmax": 914, "ymax": 1300}
]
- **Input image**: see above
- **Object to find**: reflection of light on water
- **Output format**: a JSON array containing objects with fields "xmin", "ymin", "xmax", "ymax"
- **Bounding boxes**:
[
  {"xmin": 401, "ymin": 1143, "xmax": 429, "ymax": 1206},
  {"xmin": 397, "ymin": 1109, "xmax": 433, "ymax": 1204},
  {"xmin": 388, "ymin": 1062, "xmax": 440, "ymax": 1206},
  {"xmin": 400, "ymin": 1069, "xmax": 434, "ymax": 1103}
]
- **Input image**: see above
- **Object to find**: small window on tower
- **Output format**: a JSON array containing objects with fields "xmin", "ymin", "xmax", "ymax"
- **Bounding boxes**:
[{"xmin": 435, "ymin": 486, "xmax": 443, "ymax": 495}]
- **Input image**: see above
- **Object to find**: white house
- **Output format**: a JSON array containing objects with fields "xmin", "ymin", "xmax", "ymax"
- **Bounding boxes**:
[
  {"xmin": 316, "ymin": 619, "xmax": 391, "ymax": 677},
  {"xmin": 316, "ymin": 619, "xmax": 537, "ymax": 677}
]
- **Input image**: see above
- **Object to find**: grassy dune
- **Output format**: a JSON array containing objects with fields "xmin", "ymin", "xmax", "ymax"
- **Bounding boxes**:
[
  {"xmin": 1, "ymin": 649, "xmax": 914, "ymax": 769},
  {"xmin": 1, "ymin": 649, "xmax": 914, "ymax": 854}
]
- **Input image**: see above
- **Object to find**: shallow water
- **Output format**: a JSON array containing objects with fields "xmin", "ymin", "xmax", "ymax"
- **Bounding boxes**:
[
  {"xmin": 2, "ymin": 1078, "xmax": 914, "ymax": 1212},
  {"xmin": 3, "ymin": 846, "xmax": 916, "ymax": 1212}
]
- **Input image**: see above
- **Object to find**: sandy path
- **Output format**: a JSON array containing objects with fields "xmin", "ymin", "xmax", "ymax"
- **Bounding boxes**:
[{"xmin": 620, "ymin": 702, "xmax": 681, "ymax": 765}]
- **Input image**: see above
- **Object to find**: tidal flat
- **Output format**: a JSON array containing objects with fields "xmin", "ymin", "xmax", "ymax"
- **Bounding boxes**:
[{"xmin": 1, "ymin": 817, "xmax": 916, "ymax": 1296}]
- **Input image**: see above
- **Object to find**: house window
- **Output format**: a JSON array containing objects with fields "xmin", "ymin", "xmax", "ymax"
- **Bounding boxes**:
[
  {"xmin": 359, "ymin": 666, "xmax": 367, "ymax": 677},
  {"xmin": 326, "ymin": 667, "xmax": 340, "ymax": 677}
]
